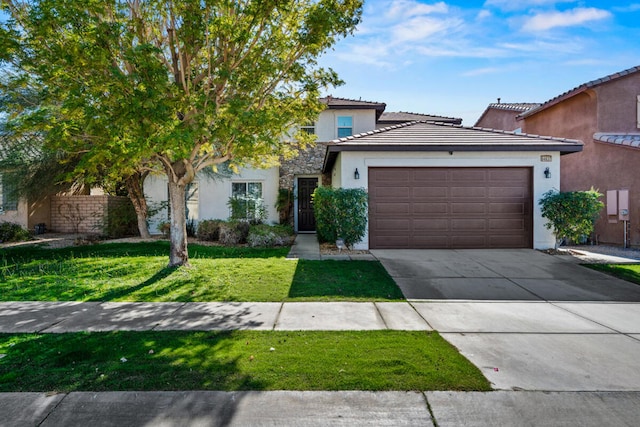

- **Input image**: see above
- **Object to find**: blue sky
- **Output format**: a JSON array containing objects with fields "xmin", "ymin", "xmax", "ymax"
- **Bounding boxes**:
[{"xmin": 319, "ymin": 0, "xmax": 640, "ymax": 125}]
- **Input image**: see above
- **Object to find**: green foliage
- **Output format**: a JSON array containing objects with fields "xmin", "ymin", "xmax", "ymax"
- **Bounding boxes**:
[
  {"xmin": 0, "ymin": 222, "xmax": 29, "ymax": 243},
  {"xmin": 313, "ymin": 187, "xmax": 368, "ymax": 247},
  {"xmin": 219, "ymin": 221, "xmax": 251, "ymax": 246},
  {"xmin": 186, "ymin": 219, "xmax": 197, "ymax": 238},
  {"xmin": 539, "ymin": 189, "xmax": 604, "ymax": 246},
  {"xmin": 247, "ymin": 224, "xmax": 294, "ymax": 247},
  {"xmin": 196, "ymin": 219, "xmax": 224, "ymax": 241},
  {"xmin": 104, "ymin": 201, "xmax": 137, "ymax": 238},
  {"xmin": 275, "ymin": 188, "xmax": 295, "ymax": 225},
  {"xmin": 227, "ymin": 196, "xmax": 267, "ymax": 224},
  {"xmin": 0, "ymin": 0, "xmax": 364, "ymax": 266}
]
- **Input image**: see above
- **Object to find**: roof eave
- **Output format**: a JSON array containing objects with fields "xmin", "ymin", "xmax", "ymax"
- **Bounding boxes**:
[{"xmin": 322, "ymin": 143, "xmax": 583, "ymax": 173}]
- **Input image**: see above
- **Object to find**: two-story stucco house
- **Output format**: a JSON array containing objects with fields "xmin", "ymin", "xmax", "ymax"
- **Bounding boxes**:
[
  {"xmin": 518, "ymin": 65, "xmax": 640, "ymax": 246},
  {"xmin": 144, "ymin": 97, "xmax": 461, "ymax": 234}
]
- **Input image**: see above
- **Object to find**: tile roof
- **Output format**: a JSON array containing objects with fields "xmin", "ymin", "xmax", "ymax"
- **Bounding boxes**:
[
  {"xmin": 485, "ymin": 103, "xmax": 541, "ymax": 112},
  {"xmin": 323, "ymin": 121, "xmax": 583, "ymax": 172},
  {"xmin": 594, "ymin": 133, "xmax": 640, "ymax": 149},
  {"xmin": 519, "ymin": 65, "xmax": 640, "ymax": 119},
  {"xmin": 378, "ymin": 111, "xmax": 462, "ymax": 124},
  {"xmin": 319, "ymin": 96, "xmax": 386, "ymax": 109}
]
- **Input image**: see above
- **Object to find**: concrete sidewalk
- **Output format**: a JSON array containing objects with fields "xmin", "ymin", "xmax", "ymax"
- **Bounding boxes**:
[{"xmin": 3, "ymin": 390, "xmax": 640, "ymax": 426}]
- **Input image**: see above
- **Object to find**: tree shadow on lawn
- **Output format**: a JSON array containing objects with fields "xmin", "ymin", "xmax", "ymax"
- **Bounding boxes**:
[
  {"xmin": 87, "ymin": 267, "xmax": 178, "ymax": 302},
  {"xmin": 288, "ymin": 260, "xmax": 405, "ymax": 300}
]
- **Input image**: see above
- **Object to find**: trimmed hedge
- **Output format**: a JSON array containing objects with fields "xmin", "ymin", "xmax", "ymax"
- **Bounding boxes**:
[{"xmin": 313, "ymin": 187, "xmax": 368, "ymax": 248}]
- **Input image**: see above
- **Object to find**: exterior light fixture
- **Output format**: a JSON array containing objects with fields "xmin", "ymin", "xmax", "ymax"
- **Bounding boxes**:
[
  {"xmin": 354, "ymin": 168, "xmax": 360, "ymax": 180},
  {"xmin": 544, "ymin": 167, "xmax": 551, "ymax": 179}
]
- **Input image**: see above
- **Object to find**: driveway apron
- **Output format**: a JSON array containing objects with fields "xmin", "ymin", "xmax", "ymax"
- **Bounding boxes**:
[{"xmin": 372, "ymin": 249, "xmax": 640, "ymax": 391}]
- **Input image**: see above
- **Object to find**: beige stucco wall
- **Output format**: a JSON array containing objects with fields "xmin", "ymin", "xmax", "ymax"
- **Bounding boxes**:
[
  {"xmin": 0, "ymin": 198, "xmax": 29, "ymax": 229},
  {"xmin": 144, "ymin": 168, "xmax": 280, "ymax": 234},
  {"xmin": 475, "ymin": 109, "xmax": 523, "ymax": 131},
  {"xmin": 332, "ymin": 150, "xmax": 561, "ymax": 250},
  {"xmin": 523, "ymin": 74, "xmax": 640, "ymax": 246}
]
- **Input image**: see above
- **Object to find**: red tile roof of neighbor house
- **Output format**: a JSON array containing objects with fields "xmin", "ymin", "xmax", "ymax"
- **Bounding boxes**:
[
  {"xmin": 322, "ymin": 121, "xmax": 583, "ymax": 172},
  {"xmin": 594, "ymin": 133, "xmax": 640, "ymax": 149},
  {"xmin": 518, "ymin": 65, "xmax": 640, "ymax": 119}
]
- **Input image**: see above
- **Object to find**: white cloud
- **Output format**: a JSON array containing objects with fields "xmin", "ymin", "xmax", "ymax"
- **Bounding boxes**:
[
  {"xmin": 386, "ymin": 0, "xmax": 448, "ymax": 19},
  {"xmin": 461, "ymin": 67, "xmax": 502, "ymax": 77},
  {"xmin": 477, "ymin": 10, "xmax": 492, "ymax": 20},
  {"xmin": 392, "ymin": 16, "xmax": 463, "ymax": 43},
  {"xmin": 522, "ymin": 7, "xmax": 612, "ymax": 32},
  {"xmin": 484, "ymin": 0, "xmax": 576, "ymax": 11}
]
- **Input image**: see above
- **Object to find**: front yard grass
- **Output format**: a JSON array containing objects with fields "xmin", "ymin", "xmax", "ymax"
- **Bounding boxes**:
[
  {"xmin": 0, "ymin": 330, "xmax": 491, "ymax": 392},
  {"xmin": 0, "ymin": 242, "xmax": 404, "ymax": 302},
  {"xmin": 584, "ymin": 263, "xmax": 640, "ymax": 285}
]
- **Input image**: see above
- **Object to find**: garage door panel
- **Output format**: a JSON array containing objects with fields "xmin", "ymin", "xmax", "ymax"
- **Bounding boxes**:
[
  {"xmin": 413, "ymin": 203, "xmax": 448, "ymax": 214},
  {"xmin": 490, "ymin": 187, "xmax": 527, "ymax": 198},
  {"xmin": 413, "ymin": 169, "xmax": 448, "ymax": 181},
  {"xmin": 489, "ymin": 219, "xmax": 524, "ymax": 231},
  {"xmin": 452, "ymin": 203, "xmax": 486, "ymax": 214},
  {"xmin": 374, "ymin": 219, "xmax": 410, "ymax": 231},
  {"xmin": 413, "ymin": 219, "xmax": 449, "ymax": 231},
  {"xmin": 413, "ymin": 187, "xmax": 447, "ymax": 198},
  {"xmin": 452, "ymin": 219, "xmax": 487, "ymax": 231},
  {"xmin": 451, "ymin": 169, "xmax": 487, "ymax": 181},
  {"xmin": 375, "ymin": 203, "xmax": 409, "ymax": 214},
  {"xmin": 490, "ymin": 203, "xmax": 525, "ymax": 214},
  {"xmin": 369, "ymin": 167, "xmax": 532, "ymax": 249},
  {"xmin": 374, "ymin": 187, "xmax": 410, "ymax": 198}
]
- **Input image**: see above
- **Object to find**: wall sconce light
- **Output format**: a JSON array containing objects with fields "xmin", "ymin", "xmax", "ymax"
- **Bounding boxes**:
[
  {"xmin": 544, "ymin": 167, "xmax": 551, "ymax": 179},
  {"xmin": 354, "ymin": 168, "xmax": 360, "ymax": 180}
]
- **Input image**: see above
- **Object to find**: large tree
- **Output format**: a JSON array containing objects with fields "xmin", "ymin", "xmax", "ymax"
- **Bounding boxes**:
[{"xmin": 0, "ymin": 0, "xmax": 361, "ymax": 266}]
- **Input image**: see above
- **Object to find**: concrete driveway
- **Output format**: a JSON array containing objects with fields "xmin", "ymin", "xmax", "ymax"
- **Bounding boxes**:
[{"xmin": 371, "ymin": 249, "xmax": 640, "ymax": 391}]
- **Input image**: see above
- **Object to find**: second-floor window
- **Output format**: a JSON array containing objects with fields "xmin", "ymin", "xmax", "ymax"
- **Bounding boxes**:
[
  {"xmin": 337, "ymin": 116, "xmax": 353, "ymax": 138},
  {"xmin": 301, "ymin": 122, "xmax": 315, "ymax": 135}
]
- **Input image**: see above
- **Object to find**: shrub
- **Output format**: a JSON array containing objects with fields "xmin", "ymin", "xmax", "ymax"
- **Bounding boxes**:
[
  {"xmin": 0, "ymin": 222, "xmax": 30, "ymax": 243},
  {"xmin": 186, "ymin": 219, "xmax": 197, "ymax": 237},
  {"xmin": 539, "ymin": 189, "xmax": 604, "ymax": 247},
  {"xmin": 197, "ymin": 219, "xmax": 224, "ymax": 241},
  {"xmin": 219, "ymin": 220, "xmax": 251, "ymax": 245},
  {"xmin": 158, "ymin": 221, "xmax": 171, "ymax": 238},
  {"xmin": 104, "ymin": 201, "xmax": 137, "ymax": 238},
  {"xmin": 247, "ymin": 224, "xmax": 294, "ymax": 247},
  {"xmin": 313, "ymin": 187, "xmax": 368, "ymax": 248}
]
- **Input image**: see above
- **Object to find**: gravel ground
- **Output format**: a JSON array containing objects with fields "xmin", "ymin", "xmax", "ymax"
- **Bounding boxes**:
[{"xmin": 562, "ymin": 245, "xmax": 640, "ymax": 263}]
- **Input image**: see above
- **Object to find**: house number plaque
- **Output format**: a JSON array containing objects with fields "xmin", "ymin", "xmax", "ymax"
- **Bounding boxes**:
[{"xmin": 540, "ymin": 155, "xmax": 552, "ymax": 162}]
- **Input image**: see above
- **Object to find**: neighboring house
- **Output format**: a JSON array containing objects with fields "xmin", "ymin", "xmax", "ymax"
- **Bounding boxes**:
[
  {"xmin": 519, "ymin": 65, "xmax": 640, "ymax": 246},
  {"xmin": 145, "ymin": 96, "xmax": 462, "ymax": 234},
  {"xmin": 474, "ymin": 101, "xmax": 540, "ymax": 131},
  {"xmin": 323, "ymin": 121, "xmax": 582, "ymax": 250}
]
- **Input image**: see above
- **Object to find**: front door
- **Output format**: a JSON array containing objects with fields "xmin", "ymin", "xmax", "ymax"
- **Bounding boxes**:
[{"xmin": 297, "ymin": 178, "xmax": 318, "ymax": 232}]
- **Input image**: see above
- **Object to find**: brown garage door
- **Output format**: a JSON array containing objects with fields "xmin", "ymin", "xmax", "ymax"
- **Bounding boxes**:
[{"xmin": 369, "ymin": 167, "xmax": 532, "ymax": 249}]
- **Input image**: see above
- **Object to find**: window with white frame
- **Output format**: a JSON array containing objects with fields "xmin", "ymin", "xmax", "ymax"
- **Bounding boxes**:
[
  {"xmin": 0, "ymin": 173, "xmax": 18, "ymax": 213},
  {"xmin": 337, "ymin": 116, "xmax": 353, "ymax": 138},
  {"xmin": 301, "ymin": 122, "xmax": 315, "ymax": 135},
  {"xmin": 230, "ymin": 182, "xmax": 265, "ymax": 222}
]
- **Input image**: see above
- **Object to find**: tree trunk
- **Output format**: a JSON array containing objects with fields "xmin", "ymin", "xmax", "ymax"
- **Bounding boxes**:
[
  {"xmin": 125, "ymin": 172, "xmax": 151, "ymax": 239},
  {"xmin": 167, "ymin": 176, "xmax": 189, "ymax": 267}
]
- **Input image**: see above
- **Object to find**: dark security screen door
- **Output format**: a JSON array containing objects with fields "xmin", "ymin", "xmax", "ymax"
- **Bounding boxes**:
[{"xmin": 298, "ymin": 178, "xmax": 318, "ymax": 232}]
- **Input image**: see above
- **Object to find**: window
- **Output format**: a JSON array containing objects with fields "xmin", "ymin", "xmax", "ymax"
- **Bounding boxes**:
[
  {"xmin": 337, "ymin": 116, "xmax": 353, "ymax": 138},
  {"xmin": 0, "ymin": 174, "xmax": 18, "ymax": 213},
  {"xmin": 637, "ymin": 95, "xmax": 640, "ymax": 129},
  {"xmin": 230, "ymin": 182, "xmax": 265, "ymax": 222},
  {"xmin": 301, "ymin": 122, "xmax": 315, "ymax": 135}
]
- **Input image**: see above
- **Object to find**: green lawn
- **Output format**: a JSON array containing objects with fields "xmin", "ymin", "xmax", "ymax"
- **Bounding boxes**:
[
  {"xmin": 0, "ymin": 330, "xmax": 491, "ymax": 392},
  {"xmin": 584, "ymin": 263, "xmax": 640, "ymax": 285},
  {"xmin": 0, "ymin": 242, "xmax": 404, "ymax": 302}
]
